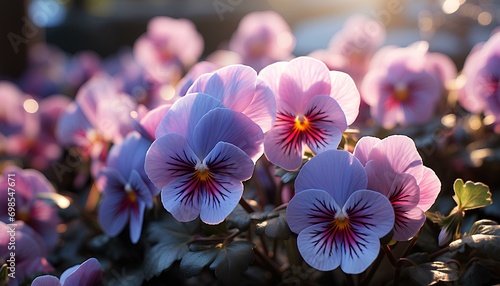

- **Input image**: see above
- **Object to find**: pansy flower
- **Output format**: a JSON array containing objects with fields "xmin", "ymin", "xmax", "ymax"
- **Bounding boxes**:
[
  {"xmin": 287, "ymin": 150, "xmax": 394, "ymax": 274},
  {"xmin": 97, "ymin": 132, "xmax": 158, "ymax": 243},
  {"xmin": 0, "ymin": 166, "xmax": 60, "ymax": 250},
  {"xmin": 229, "ymin": 11, "xmax": 295, "ymax": 71},
  {"xmin": 0, "ymin": 221, "xmax": 53, "ymax": 286},
  {"xmin": 187, "ymin": 64, "xmax": 276, "ymax": 133},
  {"xmin": 32, "ymin": 258, "xmax": 102, "ymax": 286},
  {"xmin": 134, "ymin": 16, "xmax": 204, "ymax": 82},
  {"xmin": 459, "ymin": 32, "xmax": 500, "ymax": 121},
  {"xmin": 176, "ymin": 61, "xmax": 217, "ymax": 97},
  {"xmin": 259, "ymin": 56, "xmax": 360, "ymax": 170},
  {"xmin": 362, "ymin": 42, "xmax": 454, "ymax": 128},
  {"xmin": 353, "ymin": 135, "xmax": 441, "ymax": 241},
  {"xmin": 145, "ymin": 93, "xmax": 263, "ymax": 224}
]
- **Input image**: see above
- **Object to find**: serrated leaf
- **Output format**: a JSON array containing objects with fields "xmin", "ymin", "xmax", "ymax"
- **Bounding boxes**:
[
  {"xmin": 255, "ymin": 212, "xmax": 291, "ymax": 240},
  {"xmin": 143, "ymin": 215, "xmax": 199, "ymax": 280},
  {"xmin": 209, "ymin": 241, "xmax": 255, "ymax": 285},
  {"xmin": 180, "ymin": 248, "xmax": 219, "ymax": 277},
  {"xmin": 453, "ymin": 179, "xmax": 492, "ymax": 211},
  {"xmin": 449, "ymin": 234, "xmax": 500, "ymax": 260},
  {"xmin": 400, "ymin": 261, "xmax": 459, "ymax": 285},
  {"xmin": 468, "ymin": 219, "xmax": 500, "ymax": 236}
]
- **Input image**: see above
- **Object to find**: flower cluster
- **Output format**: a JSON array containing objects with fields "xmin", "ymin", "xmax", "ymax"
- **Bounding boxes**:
[{"xmin": 1, "ymin": 8, "xmax": 499, "ymax": 286}]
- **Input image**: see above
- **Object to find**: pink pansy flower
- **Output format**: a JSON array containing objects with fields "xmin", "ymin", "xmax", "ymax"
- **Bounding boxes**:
[
  {"xmin": 259, "ymin": 56, "xmax": 360, "ymax": 171},
  {"xmin": 32, "ymin": 258, "xmax": 102, "ymax": 286},
  {"xmin": 353, "ymin": 135, "xmax": 441, "ymax": 241},
  {"xmin": 328, "ymin": 14, "xmax": 386, "ymax": 84},
  {"xmin": 186, "ymin": 64, "xmax": 277, "ymax": 133},
  {"xmin": 459, "ymin": 32, "xmax": 500, "ymax": 121},
  {"xmin": 134, "ymin": 16, "xmax": 204, "ymax": 82},
  {"xmin": 0, "ymin": 81, "xmax": 40, "ymax": 157},
  {"xmin": 0, "ymin": 221, "xmax": 53, "ymax": 286},
  {"xmin": 0, "ymin": 166, "xmax": 60, "ymax": 250},
  {"xmin": 287, "ymin": 150, "xmax": 394, "ymax": 274},
  {"xmin": 229, "ymin": 11, "xmax": 295, "ymax": 71},
  {"xmin": 361, "ymin": 42, "xmax": 453, "ymax": 128}
]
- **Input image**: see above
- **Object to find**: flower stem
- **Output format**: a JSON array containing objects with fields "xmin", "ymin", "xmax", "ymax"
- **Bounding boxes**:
[
  {"xmin": 381, "ymin": 245, "xmax": 397, "ymax": 267},
  {"xmin": 239, "ymin": 198, "xmax": 255, "ymax": 213}
]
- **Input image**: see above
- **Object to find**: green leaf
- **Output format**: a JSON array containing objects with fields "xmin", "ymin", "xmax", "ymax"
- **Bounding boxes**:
[
  {"xmin": 209, "ymin": 241, "xmax": 255, "ymax": 285},
  {"xmin": 143, "ymin": 215, "xmax": 199, "ymax": 280},
  {"xmin": 453, "ymin": 179, "xmax": 492, "ymax": 211},
  {"xmin": 180, "ymin": 247, "xmax": 219, "ymax": 277},
  {"xmin": 468, "ymin": 219, "xmax": 500, "ymax": 236},
  {"xmin": 400, "ymin": 261, "xmax": 459, "ymax": 285},
  {"xmin": 255, "ymin": 212, "xmax": 291, "ymax": 240},
  {"xmin": 449, "ymin": 234, "xmax": 500, "ymax": 260},
  {"xmin": 226, "ymin": 204, "xmax": 251, "ymax": 231}
]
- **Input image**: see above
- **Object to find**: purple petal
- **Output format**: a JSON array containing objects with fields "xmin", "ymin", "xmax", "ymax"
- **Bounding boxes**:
[
  {"xmin": 387, "ymin": 173, "xmax": 420, "ymax": 207},
  {"xmin": 75, "ymin": 74, "xmax": 117, "ymax": 125},
  {"xmin": 344, "ymin": 190, "xmax": 394, "ymax": 238},
  {"xmin": 95, "ymin": 94, "xmax": 136, "ymax": 143},
  {"xmin": 263, "ymin": 120, "xmax": 304, "ymax": 171},
  {"xmin": 129, "ymin": 170, "xmax": 154, "ymax": 207},
  {"xmin": 199, "ymin": 174, "xmax": 244, "ymax": 225},
  {"xmin": 32, "ymin": 275, "xmax": 61, "ymax": 286},
  {"xmin": 204, "ymin": 142, "xmax": 255, "ymax": 181},
  {"xmin": 352, "ymin": 136, "xmax": 381, "ymax": 166},
  {"xmin": 161, "ymin": 174, "xmax": 202, "ymax": 222},
  {"xmin": 239, "ymin": 78, "xmax": 276, "ymax": 133},
  {"xmin": 106, "ymin": 132, "xmax": 152, "ymax": 182},
  {"xmin": 98, "ymin": 189, "xmax": 129, "ymax": 237},
  {"xmin": 177, "ymin": 61, "xmax": 217, "ymax": 97},
  {"xmin": 366, "ymin": 135, "xmax": 423, "ymax": 184},
  {"xmin": 192, "ymin": 107, "xmax": 264, "ymax": 161},
  {"xmin": 329, "ymin": 71, "xmax": 360, "ymax": 125},
  {"xmin": 129, "ymin": 200, "xmax": 146, "ymax": 243},
  {"xmin": 139, "ymin": 104, "xmax": 171, "ymax": 140},
  {"xmin": 303, "ymin": 95, "xmax": 347, "ymax": 155},
  {"xmin": 296, "ymin": 223, "xmax": 342, "ymax": 271},
  {"xmin": 258, "ymin": 61, "xmax": 289, "ymax": 97},
  {"xmin": 56, "ymin": 102, "xmax": 93, "ymax": 147},
  {"xmin": 417, "ymin": 167, "xmax": 441, "ymax": 212},
  {"xmin": 338, "ymin": 227, "xmax": 380, "ymax": 274},
  {"xmin": 287, "ymin": 189, "xmax": 341, "ymax": 234},
  {"xmin": 278, "ymin": 57, "xmax": 332, "ymax": 111},
  {"xmin": 60, "ymin": 258, "xmax": 102, "ymax": 286},
  {"xmin": 145, "ymin": 133, "xmax": 199, "ymax": 190},
  {"xmin": 295, "ymin": 150, "xmax": 367, "ymax": 206},
  {"xmin": 96, "ymin": 168, "xmax": 127, "ymax": 194},
  {"xmin": 155, "ymin": 92, "xmax": 224, "ymax": 139},
  {"xmin": 392, "ymin": 206, "xmax": 425, "ymax": 241}
]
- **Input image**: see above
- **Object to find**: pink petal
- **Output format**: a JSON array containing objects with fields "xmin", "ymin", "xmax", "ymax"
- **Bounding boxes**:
[
  {"xmin": 416, "ymin": 167, "xmax": 441, "ymax": 212},
  {"xmin": 258, "ymin": 61, "xmax": 289, "ymax": 97},
  {"xmin": 352, "ymin": 136, "xmax": 381, "ymax": 166},
  {"xmin": 329, "ymin": 71, "xmax": 361, "ymax": 125}
]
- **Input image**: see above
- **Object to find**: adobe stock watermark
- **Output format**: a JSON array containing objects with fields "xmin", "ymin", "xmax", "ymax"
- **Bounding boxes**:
[
  {"xmin": 213, "ymin": 0, "xmax": 243, "ymax": 21},
  {"xmin": 7, "ymin": 0, "xmax": 68, "ymax": 54},
  {"xmin": 5, "ymin": 173, "xmax": 17, "ymax": 280}
]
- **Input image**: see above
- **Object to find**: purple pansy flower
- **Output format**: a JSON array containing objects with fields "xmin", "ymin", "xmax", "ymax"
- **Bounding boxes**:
[
  {"xmin": 287, "ymin": 150, "xmax": 394, "ymax": 274},
  {"xmin": 229, "ymin": 11, "xmax": 295, "ymax": 71},
  {"xmin": 186, "ymin": 64, "xmax": 277, "ymax": 133},
  {"xmin": 0, "ymin": 221, "xmax": 53, "ymax": 286},
  {"xmin": 259, "ymin": 56, "xmax": 360, "ymax": 170},
  {"xmin": 353, "ymin": 135, "xmax": 441, "ymax": 241},
  {"xmin": 176, "ymin": 61, "xmax": 217, "ymax": 97},
  {"xmin": 97, "ymin": 132, "xmax": 158, "ymax": 243},
  {"xmin": 31, "ymin": 258, "xmax": 102, "ymax": 286},
  {"xmin": 362, "ymin": 42, "xmax": 454, "ymax": 128},
  {"xmin": 459, "ymin": 32, "xmax": 500, "ymax": 121},
  {"xmin": 145, "ymin": 93, "xmax": 263, "ymax": 224},
  {"xmin": 0, "ymin": 166, "xmax": 60, "ymax": 250}
]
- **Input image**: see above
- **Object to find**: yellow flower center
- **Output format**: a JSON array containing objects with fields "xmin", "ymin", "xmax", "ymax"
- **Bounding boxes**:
[
  {"xmin": 195, "ymin": 164, "xmax": 212, "ymax": 181},
  {"xmin": 335, "ymin": 212, "xmax": 350, "ymax": 230},
  {"xmin": 394, "ymin": 83, "xmax": 409, "ymax": 101},
  {"xmin": 125, "ymin": 183, "xmax": 137, "ymax": 203},
  {"xmin": 294, "ymin": 115, "xmax": 310, "ymax": 132}
]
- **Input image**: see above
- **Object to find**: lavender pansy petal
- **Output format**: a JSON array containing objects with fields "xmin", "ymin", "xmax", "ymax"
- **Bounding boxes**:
[
  {"xmin": 329, "ymin": 71, "xmax": 360, "ymax": 125},
  {"xmin": 161, "ymin": 174, "xmax": 202, "ymax": 222},
  {"xmin": 297, "ymin": 223, "xmax": 342, "ymax": 271},
  {"xmin": 31, "ymin": 276, "xmax": 61, "ymax": 286},
  {"xmin": 338, "ymin": 227, "xmax": 380, "ymax": 274},
  {"xmin": 392, "ymin": 206, "xmax": 425, "ymax": 241},
  {"xmin": 145, "ymin": 133, "xmax": 199, "ymax": 190},
  {"xmin": 199, "ymin": 174, "xmax": 244, "ymax": 225},
  {"xmin": 192, "ymin": 107, "xmax": 264, "ymax": 161},
  {"xmin": 60, "ymin": 258, "xmax": 102, "ymax": 286},
  {"xmin": 352, "ymin": 136, "xmax": 381, "ymax": 166},
  {"xmin": 417, "ymin": 167, "xmax": 441, "ymax": 212},
  {"xmin": 129, "ymin": 200, "xmax": 146, "ymax": 243},
  {"xmin": 98, "ymin": 191, "xmax": 129, "ymax": 236},
  {"xmin": 295, "ymin": 150, "xmax": 367, "ymax": 206},
  {"xmin": 203, "ymin": 142, "xmax": 255, "ymax": 181},
  {"xmin": 263, "ymin": 121, "xmax": 304, "ymax": 171},
  {"xmin": 287, "ymin": 189, "xmax": 341, "ymax": 234}
]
